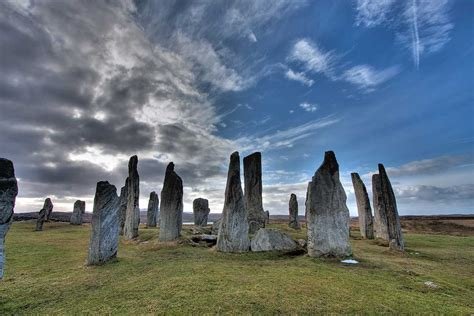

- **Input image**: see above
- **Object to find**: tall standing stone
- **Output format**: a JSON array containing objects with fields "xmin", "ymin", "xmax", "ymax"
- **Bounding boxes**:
[
  {"xmin": 216, "ymin": 152, "xmax": 250, "ymax": 252},
  {"xmin": 123, "ymin": 156, "xmax": 140, "ymax": 240},
  {"xmin": 306, "ymin": 151, "xmax": 351, "ymax": 257},
  {"xmin": 288, "ymin": 193, "xmax": 301, "ymax": 229},
  {"xmin": 351, "ymin": 173, "xmax": 374, "ymax": 239},
  {"xmin": 264, "ymin": 210, "xmax": 270, "ymax": 225},
  {"xmin": 35, "ymin": 198, "xmax": 52, "ymax": 231},
  {"xmin": 378, "ymin": 164, "xmax": 404, "ymax": 251},
  {"xmin": 243, "ymin": 152, "xmax": 266, "ymax": 234},
  {"xmin": 0, "ymin": 158, "xmax": 18, "ymax": 279},
  {"xmin": 70, "ymin": 200, "xmax": 86, "ymax": 225},
  {"xmin": 87, "ymin": 181, "xmax": 120, "ymax": 265},
  {"xmin": 372, "ymin": 174, "xmax": 389, "ymax": 240},
  {"xmin": 118, "ymin": 182, "xmax": 128, "ymax": 235},
  {"xmin": 146, "ymin": 191, "xmax": 159, "ymax": 228},
  {"xmin": 193, "ymin": 198, "xmax": 210, "ymax": 226},
  {"xmin": 159, "ymin": 162, "xmax": 183, "ymax": 241}
]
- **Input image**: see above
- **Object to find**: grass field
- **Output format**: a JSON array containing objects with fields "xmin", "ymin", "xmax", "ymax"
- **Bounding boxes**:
[{"xmin": 1, "ymin": 221, "xmax": 473, "ymax": 314}]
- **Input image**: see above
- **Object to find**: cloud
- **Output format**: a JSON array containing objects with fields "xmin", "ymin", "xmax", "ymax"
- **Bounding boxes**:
[
  {"xmin": 354, "ymin": 0, "xmax": 396, "ymax": 27},
  {"xmin": 285, "ymin": 69, "xmax": 314, "ymax": 86},
  {"xmin": 342, "ymin": 65, "xmax": 400, "ymax": 91},
  {"xmin": 395, "ymin": 184, "xmax": 474, "ymax": 202},
  {"xmin": 384, "ymin": 155, "xmax": 473, "ymax": 177},
  {"xmin": 288, "ymin": 39, "xmax": 336, "ymax": 76},
  {"xmin": 299, "ymin": 102, "xmax": 318, "ymax": 112}
]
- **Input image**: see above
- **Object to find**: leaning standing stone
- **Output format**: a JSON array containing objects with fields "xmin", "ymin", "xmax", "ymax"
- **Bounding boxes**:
[
  {"xmin": 288, "ymin": 193, "xmax": 300, "ymax": 229},
  {"xmin": 193, "ymin": 198, "xmax": 210, "ymax": 226},
  {"xmin": 243, "ymin": 152, "xmax": 266, "ymax": 234},
  {"xmin": 146, "ymin": 191, "xmax": 159, "ymax": 228},
  {"xmin": 351, "ymin": 173, "xmax": 374, "ymax": 239},
  {"xmin": 372, "ymin": 174, "xmax": 389, "ymax": 240},
  {"xmin": 35, "ymin": 198, "xmax": 52, "ymax": 231},
  {"xmin": 216, "ymin": 152, "xmax": 250, "ymax": 252},
  {"xmin": 306, "ymin": 151, "xmax": 351, "ymax": 257},
  {"xmin": 70, "ymin": 200, "xmax": 86, "ymax": 225},
  {"xmin": 378, "ymin": 164, "xmax": 404, "ymax": 251},
  {"xmin": 0, "ymin": 158, "xmax": 18, "ymax": 279},
  {"xmin": 159, "ymin": 162, "xmax": 183, "ymax": 241},
  {"xmin": 124, "ymin": 156, "xmax": 140, "ymax": 240},
  {"xmin": 87, "ymin": 181, "xmax": 120, "ymax": 265}
]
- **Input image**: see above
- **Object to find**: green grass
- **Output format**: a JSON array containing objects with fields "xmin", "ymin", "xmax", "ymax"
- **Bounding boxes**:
[{"xmin": 1, "ymin": 221, "xmax": 473, "ymax": 314}]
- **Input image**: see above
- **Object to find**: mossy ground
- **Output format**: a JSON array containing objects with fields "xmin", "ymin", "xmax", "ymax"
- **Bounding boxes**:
[{"xmin": 1, "ymin": 221, "xmax": 473, "ymax": 314}]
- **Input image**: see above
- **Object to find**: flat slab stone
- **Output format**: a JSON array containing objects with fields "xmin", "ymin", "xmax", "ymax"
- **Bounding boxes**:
[
  {"xmin": 193, "ymin": 198, "xmax": 210, "ymax": 226},
  {"xmin": 244, "ymin": 152, "xmax": 266, "ymax": 234},
  {"xmin": 288, "ymin": 193, "xmax": 300, "ymax": 229},
  {"xmin": 159, "ymin": 162, "xmax": 183, "ymax": 241},
  {"xmin": 251, "ymin": 228, "xmax": 298, "ymax": 252},
  {"xmin": 147, "ymin": 191, "xmax": 159, "ymax": 228},
  {"xmin": 70, "ymin": 200, "xmax": 85, "ymax": 225}
]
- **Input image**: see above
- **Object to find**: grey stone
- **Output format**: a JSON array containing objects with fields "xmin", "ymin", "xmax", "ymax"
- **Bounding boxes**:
[
  {"xmin": 124, "ymin": 155, "xmax": 140, "ymax": 240},
  {"xmin": 211, "ymin": 218, "xmax": 221, "ymax": 235},
  {"xmin": 216, "ymin": 152, "xmax": 250, "ymax": 252},
  {"xmin": 306, "ymin": 151, "xmax": 351, "ymax": 257},
  {"xmin": 35, "ymin": 198, "xmax": 52, "ymax": 231},
  {"xmin": 0, "ymin": 158, "xmax": 18, "ymax": 279},
  {"xmin": 146, "ymin": 191, "xmax": 159, "ymax": 228},
  {"xmin": 264, "ymin": 210, "xmax": 270, "ymax": 225},
  {"xmin": 378, "ymin": 164, "xmax": 404, "ymax": 251},
  {"xmin": 250, "ymin": 228, "xmax": 298, "ymax": 252},
  {"xmin": 70, "ymin": 200, "xmax": 86, "ymax": 225},
  {"xmin": 159, "ymin": 162, "xmax": 183, "ymax": 241},
  {"xmin": 118, "ymin": 182, "xmax": 128, "ymax": 235},
  {"xmin": 243, "ymin": 152, "xmax": 266, "ymax": 234},
  {"xmin": 372, "ymin": 174, "xmax": 389, "ymax": 240},
  {"xmin": 351, "ymin": 173, "xmax": 374, "ymax": 239},
  {"xmin": 87, "ymin": 181, "xmax": 120, "ymax": 265},
  {"xmin": 288, "ymin": 193, "xmax": 300, "ymax": 229},
  {"xmin": 193, "ymin": 198, "xmax": 210, "ymax": 226}
]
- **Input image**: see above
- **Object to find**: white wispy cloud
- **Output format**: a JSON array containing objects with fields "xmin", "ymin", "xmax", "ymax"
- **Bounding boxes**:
[
  {"xmin": 299, "ymin": 102, "xmax": 318, "ymax": 112},
  {"xmin": 342, "ymin": 64, "xmax": 400, "ymax": 91},
  {"xmin": 354, "ymin": 0, "xmax": 396, "ymax": 27},
  {"xmin": 285, "ymin": 69, "xmax": 314, "ymax": 86},
  {"xmin": 288, "ymin": 38, "xmax": 335, "ymax": 76}
]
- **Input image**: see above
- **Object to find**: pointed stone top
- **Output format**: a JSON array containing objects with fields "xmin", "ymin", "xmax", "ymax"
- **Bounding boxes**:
[
  {"xmin": 0, "ymin": 158, "xmax": 15, "ymax": 178},
  {"xmin": 150, "ymin": 191, "xmax": 156, "ymax": 196},
  {"xmin": 230, "ymin": 151, "xmax": 240, "ymax": 160},
  {"xmin": 128, "ymin": 155, "xmax": 138, "ymax": 170},
  {"xmin": 378, "ymin": 163, "xmax": 387, "ymax": 175},
  {"xmin": 320, "ymin": 151, "xmax": 339, "ymax": 175},
  {"xmin": 166, "ymin": 162, "xmax": 175, "ymax": 173},
  {"xmin": 351, "ymin": 172, "xmax": 362, "ymax": 182},
  {"xmin": 290, "ymin": 193, "xmax": 297, "ymax": 199}
]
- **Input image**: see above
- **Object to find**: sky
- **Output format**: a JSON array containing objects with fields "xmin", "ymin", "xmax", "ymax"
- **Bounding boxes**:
[{"xmin": 1, "ymin": 0, "xmax": 473, "ymax": 216}]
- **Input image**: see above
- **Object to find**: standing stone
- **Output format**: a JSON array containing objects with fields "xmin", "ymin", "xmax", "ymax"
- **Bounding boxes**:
[
  {"xmin": 211, "ymin": 218, "xmax": 221, "ymax": 235},
  {"xmin": 0, "ymin": 158, "xmax": 18, "ymax": 279},
  {"xmin": 35, "ymin": 198, "xmax": 52, "ymax": 231},
  {"xmin": 372, "ymin": 174, "xmax": 389, "ymax": 240},
  {"xmin": 288, "ymin": 193, "xmax": 301, "ymax": 229},
  {"xmin": 159, "ymin": 162, "xmax": 183, "ymax": 241},
  {"xmin": 123, "ymin": 156, "xmax": 140, "ymax": 240},
  {"xmin": 44, "ymin": 198, "xmax": 54, "ymax": 221},
  {"xmin": 306, "ymin": 151, "xmax": 351, "ymax": 257},
  {"xmin": 70, "ymin": 200, "xmax": 86, "ymax": 225},
  {"xmin": 87, "ymin": 181, "xmax": 120, "ymax": 265},
  {"xmin": 118, "ymin": 182, "xmax": 128, "ymax": 235},
  {"xmin": 351, "ymin": 173, "xmax": 374, "ymax": 239},
  {"xmin": 193, "ymin": 198, "xmax": 210, "ymax": 226},
  {"xmin": 146, "ymin": 191, "xmax": 159, "ymax": 228},
  {"xmin": 216, "ymin": 152, "xmax": 250, "ymax": 252},
  {"xmin": 243, "ymin": 152, "xmax": 266, "ymax": 234},
  {"xmin": 378, "ymin": 164, "xmax": 404, "ymax": 251},
  {"xmin": 264, "ymin": 210, "xmax": 270, "ymax": 225}
]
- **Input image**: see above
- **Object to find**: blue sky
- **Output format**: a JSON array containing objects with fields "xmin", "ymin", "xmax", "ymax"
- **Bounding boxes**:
[{"xmin": 1, "ymin": 0, "xmax": 473, "ymax": 215}]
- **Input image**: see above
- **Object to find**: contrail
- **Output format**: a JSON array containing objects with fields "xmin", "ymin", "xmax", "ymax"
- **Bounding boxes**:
[{"xmin": 411, "ymin": 0, "xmax": 420, "ymax": 69}]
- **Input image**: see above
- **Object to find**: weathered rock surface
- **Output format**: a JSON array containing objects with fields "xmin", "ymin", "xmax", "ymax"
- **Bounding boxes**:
[
  {"xmin": 251, "ymin": 228, "xmax": 298, "ymax": 252},
  {"xmin": 372, "ymin": 174, "xmax": 389, "ymax": 240},
  {"xmin": 216, "ymin": 152, "xmax": 250, "ymax": 252},
  {"xmin": 124, "ymin": 156, "xmax": 140, "ymax": 240},
  {"xmin": 190, "ymin": 234, "xmax": 217, "ymax": 247},
  {"xmin": 306, "ymin": 151, "xmax": 351, "ymax": 257},
  {"xmin": 351, "ymin": 173, "xmax": 374, "ymax": 239},
  {"xmin": 118, "ymin": 182, "xmax": 128, "ymax": 235},
  {"xmin": 211, "ymin": 218, "xmax": 221, "ymax": 235},
  {"xmin": 193, "ymin": 198, "xmax": 210, "ymax": 226},
  {"xmin": 146, "ymin": 191, "xmax": 159, "ymax": 228},
  {"xmin": 288, "ymin": 193, "xmax": 300, "ymax": 229},
  {"xmin": 0, "ymin": 158, "xmax": 18, "ymax": 279},
  {"xmin": 87, "ymin": 181, "xmax": 120, "ymax": 265},
  {"xmin": 70, "ymin": 200, "xmax": 86, "ymax": 225},
  {"xmin": 159, "ymin": 162, "xmax": 183, "ymax": 241},
  {"xmin": 36, "ymin": 198, "xmax": 52, "ymax": 231},
  {"xmin": 378, "ymin": 164, "xmax": 404, "ymax": 251},
  {"xmin": 243, "ymin": 152, "xmax": 266, "ymax": 234}
]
